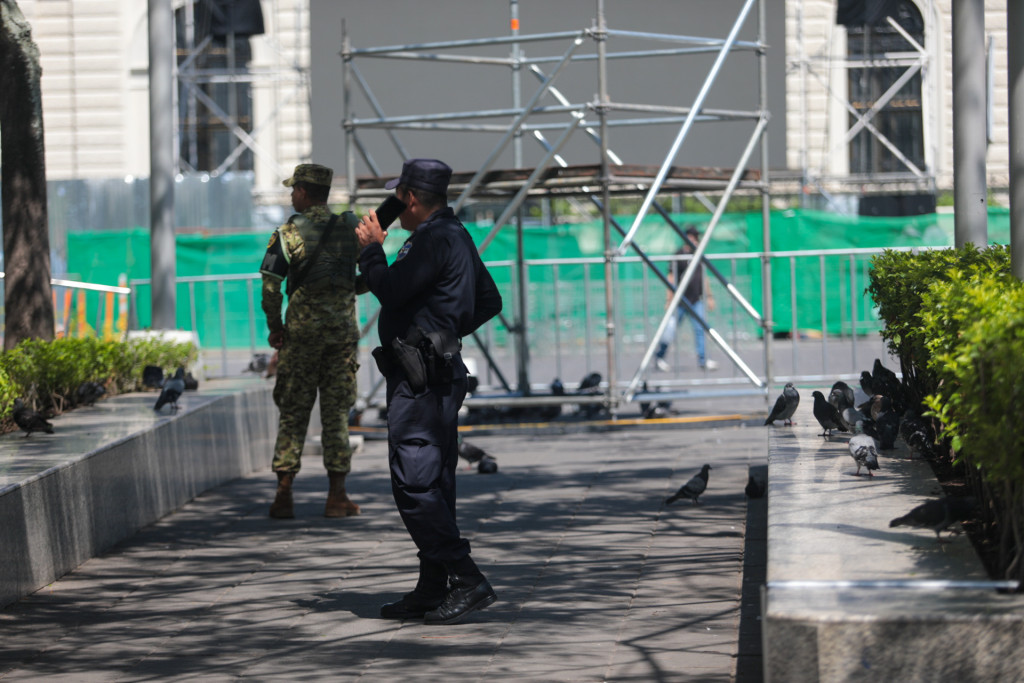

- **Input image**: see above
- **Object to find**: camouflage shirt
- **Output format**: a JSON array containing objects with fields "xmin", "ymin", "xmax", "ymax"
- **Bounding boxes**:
[{"xmin": 260, "ymin": 204, "xmax": 359, "ymax": 338}]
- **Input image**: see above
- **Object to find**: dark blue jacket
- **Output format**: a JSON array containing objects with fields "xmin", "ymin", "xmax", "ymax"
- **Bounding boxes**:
[{"xmin": 359, "ymin": 207, "xmax": 502, "ymax": 348}]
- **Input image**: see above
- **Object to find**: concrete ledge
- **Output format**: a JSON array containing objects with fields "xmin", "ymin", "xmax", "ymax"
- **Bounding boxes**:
[
  {"xmin": 0, "ymin": 379, "xmax": 278, "ymax": 608},
  {"xmin": 762, "ymin": 391, "xmax": 1024, "ymax": 682}
]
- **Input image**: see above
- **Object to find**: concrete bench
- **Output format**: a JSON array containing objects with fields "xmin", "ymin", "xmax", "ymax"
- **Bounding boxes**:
[
  {"xmin": 0, "ymin": 378, "xmax": 278, "ymax": 608},
  {"xmin": 762, "ymin": 390, "xmax": 1024, "ymax": 682}
]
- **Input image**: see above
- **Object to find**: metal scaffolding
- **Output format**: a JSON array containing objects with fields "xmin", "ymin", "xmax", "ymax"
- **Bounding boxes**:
[{"xmin": 341, "ymin": 0, "xmax": 773, "ymax": 414}]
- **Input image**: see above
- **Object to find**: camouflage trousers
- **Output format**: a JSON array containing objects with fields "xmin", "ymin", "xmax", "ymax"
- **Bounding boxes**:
[{"xmin": 272, "ymin": 332, "xmax": 359, "ymax": 474}]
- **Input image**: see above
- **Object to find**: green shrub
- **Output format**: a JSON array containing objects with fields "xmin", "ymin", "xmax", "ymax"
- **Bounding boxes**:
[{"xmin": 0, "ymin": 337, "xmax": 197, "ymax": 423}]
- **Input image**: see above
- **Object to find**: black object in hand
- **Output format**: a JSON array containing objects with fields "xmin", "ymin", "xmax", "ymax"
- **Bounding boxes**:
[{"xmin": 375, "ymin": 194, "xmax": 407, "ymax": 230}]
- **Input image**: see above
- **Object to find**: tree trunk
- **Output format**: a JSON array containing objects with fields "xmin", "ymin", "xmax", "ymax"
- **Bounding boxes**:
[{"xmin": 0, "ymin": 0, "xmax": 54, "ymax": 350}]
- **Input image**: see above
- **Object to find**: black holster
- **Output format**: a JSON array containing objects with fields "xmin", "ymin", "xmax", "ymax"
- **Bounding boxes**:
[{"xmin": 384, "ymin": 326, "xmax": 461, "ymax": 392}]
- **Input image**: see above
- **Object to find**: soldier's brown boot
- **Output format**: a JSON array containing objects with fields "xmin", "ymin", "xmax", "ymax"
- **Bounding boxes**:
[
  {"xmin": 269, "ymin": 471, "xmax": 295, "ymax": 519},
  {"xmin": 325, "ymin": 472, "xmax": 361, "ymax": 518}
]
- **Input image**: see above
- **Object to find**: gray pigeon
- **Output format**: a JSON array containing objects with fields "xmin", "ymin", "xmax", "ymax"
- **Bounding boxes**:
[
  {"xmin": 666, "ymin": 464, "xmax": 712, "ymax": 506},
  {"xmin": 13, "ymin": 398, "xmax": 54, "ymax": 437},
  {"xmin": 828, "ymin": 381, "xmax": 855, "ymax": 412},
  {"xmin": 153, "ymin": 367, "xmax": 186, "ymax": 412},
  {"xmin": 889, "ymin": 496, "xmax": 978, "ymax": 542},
  {"xmin": 764, "ymin": 383, "xmax": 800, "ymax": 426},
  {"xmin": 847, "ymin": 434, "xmax": 880, "ymax": 477},
  {"xmin": 900, "ymin": 410, "xmax": 936, "ymax": 459},
  {"xmin": 458, "ymin": 437, "xmax": 492, "ymax": 469},
  {"xmin": 811, "ymin": 390, "xmax": 851, "ymax": 437},
  {"xmin": 75, "ymin": 380, "xmax": 106, "ymax": 406}
]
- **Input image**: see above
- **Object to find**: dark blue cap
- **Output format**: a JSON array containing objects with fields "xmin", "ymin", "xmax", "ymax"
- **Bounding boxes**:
[{"xmin": 384, "ymin": 158, "xmax": 452, "ymax": 195}]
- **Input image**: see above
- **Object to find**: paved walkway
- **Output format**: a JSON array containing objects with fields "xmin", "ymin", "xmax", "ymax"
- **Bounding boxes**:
[{"xmin": 0, "ymin": 397, "xmax": 769, "ymax": 682}]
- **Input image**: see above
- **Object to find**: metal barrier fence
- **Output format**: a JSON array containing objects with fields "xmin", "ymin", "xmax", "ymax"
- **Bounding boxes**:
[{"xmin": 120, "ymin": 246, "xmax": 896, "ymax": 406}]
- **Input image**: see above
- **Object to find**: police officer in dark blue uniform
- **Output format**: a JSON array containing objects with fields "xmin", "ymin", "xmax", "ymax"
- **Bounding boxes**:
[{"xmin": 356, "ymin": 158, "xmax": 502, "ymax": 625}]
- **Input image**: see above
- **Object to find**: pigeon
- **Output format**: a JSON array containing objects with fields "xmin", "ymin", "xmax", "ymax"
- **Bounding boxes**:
[
  {"xmin": 745, "ymin": 473, "xmax": 765, "ymax": 499},
  {"xmin": 764, "ymin": 383, "xmax": 800, "ymax": 426},
  {"xmin": 477, "ymin": 455, "xmax": 498, "ymax": 474},
  {"xmin": 875, "ymin": 407, "xmax": 900, "ymax": 450},
  {"xmin": 183, "ymin": 371, "xmax": 199, "ymax": 391},
  {"xmin": 828, "ymin": 381, "xmax": 855, "ymax": 413},
  {"xmin": 539, "ymin": 378, "xmax": 564, "ymax": 420},
  {"xmin": 458, "ymin": 437, "xmax": 492, "ymax": 469},
  {"xmin": 153, "ymin": 367, "xmax": 186, "ymax": 411},
  {"xmin": 13, "ymin": 399, "xmax": 54, "ymax": 437},
  {"xmin": 900, "ymin": 410, "xmax": 936, "ymax": 459},
  {"xmin": 858, "ymin": 371, "xmax": 876, "ymax": 398},
  {"xmin": 577, "ymin": 372, "xmax": 602, "ymax": 394},
  {"xmin": 142, "ymin": 365, "xmax": 164, "ymax": 389},
  {"xmin": 245, "ymin": 353, "xmax": 269, "ymax": 374},
  {"xmin": 889, "ymin": 496, "xmax": 978, "ymax": 542},
  {"xmin": 75, "ymin": 380, "xmax": 106, "ymax": 406},
  {"xmin": 858, "ymin": 394, "xmax": 891, "ymax": 421},
  {"xmin": 811, "ymin": 390, "xmax": 851, "ymax": 437},
  {"xmin": 872, "ymin": 358, "xmax": 906, "ymax": 413},
  {"xmin": 666, "ymin": 464, "xmax": 712, "ymax": 506},
  {"xmin": 842, "ymin": 405, "xmax": 867, "ymax": 431},
  {"xmin": 847, "ymin": 434, "xmax": 880, "ymax": 477}
]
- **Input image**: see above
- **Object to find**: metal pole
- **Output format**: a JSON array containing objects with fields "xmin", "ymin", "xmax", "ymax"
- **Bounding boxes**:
[
  {"xmin": 149, "ymin": 0, "xmax": 176, "ymax": 330},
  {"xmin": 342, "ymin": 20, "xmax": 356, "ymax": 201},
  {"xmin": 1010, "ymin": 0, "xmax": 1024, "ymax": 278},
  {"xmin": 510, "ymin": 0, "xmax": 531, "ymax": 395},
  {"xmin": 952, "ymin": 0, "xmax": 988, "ymax": 247},
  {"xmin": 758, "ymin": 0, "xmax": 773, "ymax": 394},
  {"xmin": 596, "ymin": 0, "xmax": 616, "ymax": 416}
]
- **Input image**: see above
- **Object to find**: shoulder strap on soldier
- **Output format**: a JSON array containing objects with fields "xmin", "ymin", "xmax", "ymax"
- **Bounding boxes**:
[{"xmin": 287, "ymin": 212, "xmax": 340, "ymax": 297}]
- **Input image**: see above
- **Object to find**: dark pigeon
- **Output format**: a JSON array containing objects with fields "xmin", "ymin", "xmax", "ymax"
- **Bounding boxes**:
[
  {"xmin": 183, "ymin": 371, "xmax": 199, "ymax": 391},
  {"xmin": 811, "ymin": 390, "xmax": 851, "ymax": 437},
  {"xmin": 577, "ymin": 372, "xmax": 602, "ymax": 394},
  {"xmin": 666, "ymin": 464, "xmax": 712, "ymax": 506},
  {"xmin": 764, "ymin": 383, "xmax": 800, "ymax": 426},
  {"xmin": 477, "ymin": 455, "xmax": 498, "ymax": 474},
  {"xmin": 153, "ymin": 367, "xmax": 186, "ymax": 412},
  {"xmin": 859, "ymin": 371, "xmax": 875, "ymax": 398},
  {"xmin": 75, "ymin": 381, "xmax": 106, "ymax": 406},
  {"xmin": 828, "ymin": 381, "xmax": 855, "ymax": 413},
  {"xmin": 13, "ymin": 398, "xmax": 54, "ymax": 437},
  {"xmin": 872, "ymin": 358, "xmax": 906, "ymax": 413},
  {"xmin": 889, "ymin": 496, "xmax": 978, "ymax": 542},
  {"xmin": 848, "ymin": 434, "xmax": 880, "ymax": 477},
  {"xmin": 900, "ymin": 410, "xmax": 936, "ymax": 459},
  {"xmin": 875, "ymin": 408, "xmax": 900, "ymax": 450},
  {"xmin": 458, "ymin": 437, "xmax": 492, "ymax": 469},
  {"xmin": 142, "ymin": 365, "xmax": 164, "ymax": 389}
]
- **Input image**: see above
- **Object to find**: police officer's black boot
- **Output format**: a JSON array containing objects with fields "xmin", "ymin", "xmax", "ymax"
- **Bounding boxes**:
[
  {"xmin": 424, "ymin": 556, "xmax": 497, "ymax": 625},
  {"xmin": 380, "ymin": 559, "xmax": 448, "ymax": 619},
  {"xmin": 269, "ymin": 471, "xmax": 295, "ymax": 519},
  {"xmin": 324, "ymin": 472, "xmax": 361, "ymax": 518}
]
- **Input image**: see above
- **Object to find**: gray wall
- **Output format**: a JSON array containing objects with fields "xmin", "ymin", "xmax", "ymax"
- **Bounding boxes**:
[{"xmin": 310, "ymin": 0, "xmax": 786, "ymax": 183}]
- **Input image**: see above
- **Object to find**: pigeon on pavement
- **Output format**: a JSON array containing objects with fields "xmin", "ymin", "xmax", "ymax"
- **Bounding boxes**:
[
  {"xmin": 458, "ymin": 437, "xmax": 492, "ymax": 469},
  {"xmin": 889, "ymin": 496, "xmax": 978, "ymax": 542},
  {"xmin": 811, "ymin": 390, "xmax": 851, "ymax": 437},
  {"xmin": 828, "ymin": 381, "xmax": 855, "ymax": 412},
  {"xmin": 875, "ymin": 407, "xmax": 900, "ymax": 450},
  {"xmin": 900, "ymin": 410, "xmax": 936, "ymax": 459},
  {"xmin": 859, "ymin": 371, "xmax": 876, "ymax": 398},
  {"xmin": 13, "ymin": 398, "xmax": 54, "ymax": 437},
  {"xmin": 153, "ymin": 367, "xmax": 186, "ymax": 412},
  {"xmin": 666, "ymin": 464, "xmax": 712, "ymax": 506},
  {"xmin": 848, "ymin": 434, "xmax": 880, "ymax": 477},
  {"xmin": 764, "ymin": 383, "xmax": 800, "ymax": 426}
]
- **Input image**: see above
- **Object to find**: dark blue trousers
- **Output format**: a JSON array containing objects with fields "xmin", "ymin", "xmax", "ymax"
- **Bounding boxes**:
[{"xmin": 385, "ymin": 374, "xmax": 469, "ymax": 566}]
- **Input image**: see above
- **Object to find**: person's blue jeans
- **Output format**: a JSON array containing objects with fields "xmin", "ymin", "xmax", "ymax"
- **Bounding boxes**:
[{"xmin": 655, "ymin": 300, "xmax": 707, "ymax": 366}]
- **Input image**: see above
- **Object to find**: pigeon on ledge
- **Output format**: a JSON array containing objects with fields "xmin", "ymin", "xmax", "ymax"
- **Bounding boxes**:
[
  {"xmin": 811, "ymin": 390, "xmax": 851, "ymax": 437},
  {"xmin": 764, "ymin": 383, "xmax": 800, "ymax": 426},
  {"xmin": 848, "ymin": 434, "xmax": 880, "ymax": 477},
  {"xmin": 666, "ymin": 464, "xmax": 712, "ymax": 506},
  {"xmin": 154, "ymin": 367, "xmax": 186, "ymax": 412},
  {"xmin": 889, "ymin": 496, "xmax": 978, "ymax": 542},
  {"xmin": 13, "ymin": 399, "xmax": 54, "ymax": 437}
]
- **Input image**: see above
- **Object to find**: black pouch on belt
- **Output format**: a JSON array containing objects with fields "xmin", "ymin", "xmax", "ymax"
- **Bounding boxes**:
[
  {"xmin": 391, "ymin": 337, "xmax": 428, "ymax": 393},
  {"xmin": 371, "ymin": 346, "xmax": 395, "ymax": 377}
]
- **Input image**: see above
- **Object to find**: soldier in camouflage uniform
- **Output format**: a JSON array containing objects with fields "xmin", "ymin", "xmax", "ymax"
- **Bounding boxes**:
[{"xmin": 259, "ymin": 163, "xmax": 362, "ymax": 519}]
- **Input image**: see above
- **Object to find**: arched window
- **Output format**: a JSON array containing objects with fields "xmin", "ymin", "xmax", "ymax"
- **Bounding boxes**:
[{"xmin": 844, "ymin": 1, "xmax": 925, "ymax": 175}]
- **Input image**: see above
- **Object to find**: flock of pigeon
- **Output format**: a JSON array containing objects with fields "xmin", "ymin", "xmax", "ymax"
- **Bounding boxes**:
[
  {"xmin": 8, "ymin": 365, "xmax": 198, "ymax": 438},
  {"xmin": 764, "ymin": 358, "xmax": 977, "ymax": 542}
]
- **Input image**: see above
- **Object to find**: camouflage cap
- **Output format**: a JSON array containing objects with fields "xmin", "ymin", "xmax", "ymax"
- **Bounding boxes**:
[{"xmin": 282, "ymin": 163, "xmax": 333, "ymax": 188}]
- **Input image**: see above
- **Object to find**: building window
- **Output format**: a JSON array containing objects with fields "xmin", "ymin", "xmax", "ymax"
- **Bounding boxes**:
[{"xmin": 845, "ymin": 1, "xmax": 925, "ymax": 175}]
